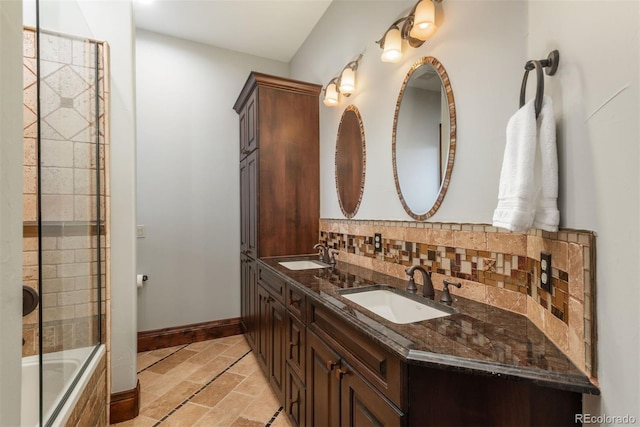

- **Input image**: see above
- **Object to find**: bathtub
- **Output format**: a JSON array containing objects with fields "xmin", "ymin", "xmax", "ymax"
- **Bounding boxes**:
[{"xmin": 21, "ymin": 345, "xmax": 105, "ymax": 427}]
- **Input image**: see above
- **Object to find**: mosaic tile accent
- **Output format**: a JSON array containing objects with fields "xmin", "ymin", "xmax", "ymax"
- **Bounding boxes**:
[{"xmin": 319, "ymin": 218, "xmax": 596, "ymax": 378}]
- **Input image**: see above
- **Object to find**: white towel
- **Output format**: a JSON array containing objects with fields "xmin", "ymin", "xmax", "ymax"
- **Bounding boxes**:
[
  {"xmin": 493, "ymin": 95, "xmax": 559, "ymax": 232},
  {"xmin": 532, "ymin": 96, "xmax": 559, "ymax": 231},
  {"xmin": 492, "ymin": 98, "xmax": 538, "ymax": 232}
]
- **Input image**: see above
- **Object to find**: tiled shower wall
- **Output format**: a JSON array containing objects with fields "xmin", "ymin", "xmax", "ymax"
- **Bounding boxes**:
[
  {"xmin": 320, "ymin": 218, "xmax": 596, "ymax": 377},
  {"xmin": 22, "ymin": 28, "xmax": 109, "ymax": 360}
]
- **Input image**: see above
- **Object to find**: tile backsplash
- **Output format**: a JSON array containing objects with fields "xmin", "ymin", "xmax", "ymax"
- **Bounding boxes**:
[{"xmin": 319, "ymin": 219, "xmax": 596, "ymax": 378}]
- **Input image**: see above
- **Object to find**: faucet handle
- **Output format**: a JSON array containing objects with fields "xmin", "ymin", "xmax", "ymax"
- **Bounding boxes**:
[
  {"xmin": 440, "ymin": 280, "xmax": 462, "ymax": 305},
  {"xmin": 329, "ymin": 249, "xmax": 338, "ymax": 265}
]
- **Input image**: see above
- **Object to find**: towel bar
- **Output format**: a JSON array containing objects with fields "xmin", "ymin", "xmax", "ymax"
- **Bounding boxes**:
[{"xmin": 519, "ymin": 50, "xmax": 559, "ymax": 118}]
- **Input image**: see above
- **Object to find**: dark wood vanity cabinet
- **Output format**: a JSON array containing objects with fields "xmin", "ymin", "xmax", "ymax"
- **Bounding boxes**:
[{"xmin": 306, "ymin": 330, "xmax": 404, "ymax": 427}]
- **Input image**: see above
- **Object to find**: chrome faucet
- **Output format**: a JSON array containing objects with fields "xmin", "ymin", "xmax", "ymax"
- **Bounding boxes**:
[
  {"xmin": 405, "ymin": 265, "xmax": 435, "ymax": 300},
  {"xmin": 313, "ymin": 243, "xmax": 331, "ymax": 264}
]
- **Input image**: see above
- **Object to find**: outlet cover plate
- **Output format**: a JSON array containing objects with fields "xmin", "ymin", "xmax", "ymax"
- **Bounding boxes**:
[
  {"xmin": 540, "ymin": 252, "xmax": 552, "ymax": 292},
  {"xmin": 374, "ymin": 233, "xmax": 382, "ymax": 253}
]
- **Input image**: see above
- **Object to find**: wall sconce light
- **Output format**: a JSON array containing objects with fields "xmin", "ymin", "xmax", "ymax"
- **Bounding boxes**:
[
  {"xmin": 323, "ymin": 54, "xmax": 363, "ymax": 107},
  {"xmin": 377, "ymin": 0, "xmax": 442, "ymax": 63}
]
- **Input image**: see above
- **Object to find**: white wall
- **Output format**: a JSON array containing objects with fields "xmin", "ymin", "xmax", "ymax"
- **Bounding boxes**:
[
  {"xmin": 135, "ymin": 30, "xmax": 288, "ymax": 331},
  {"xmin": 291, "ymin": 0, "xmax": 528, "ymax": 222},
  {"xmin": 291, "ymin": 0, "xmax": 640, "ymax": 418},
  {"xmin": 0, "ymin": 1, "xmax": 25, "ymax": 424},
  {"xmin": 528, "ymin": 1, "xmax": 640, "ymax": 418}
]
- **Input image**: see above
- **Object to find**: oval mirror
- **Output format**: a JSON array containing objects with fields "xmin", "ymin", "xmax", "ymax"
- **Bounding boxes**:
[
  {"xmin": 335, "ymin": 105, "xmax": 366, "ymax": 218},
  {"xmin": 392, "ymin": 56, "xmax": 456, "ymax": 220}
]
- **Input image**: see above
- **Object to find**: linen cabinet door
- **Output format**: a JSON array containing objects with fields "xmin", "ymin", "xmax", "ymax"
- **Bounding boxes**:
[
  {"xmin": 239, "ymin": 150, "xmax": 258, "ymax": 259},
  {"xmin": 239, "ymin": 89, "xmax": 257, "ymax": 157}
]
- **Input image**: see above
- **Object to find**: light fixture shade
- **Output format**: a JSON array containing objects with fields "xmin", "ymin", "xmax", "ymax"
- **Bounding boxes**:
[
  {"xmin": 381, "ymin": 27, "xmax": 402, "ymax": 63},
  {"xmin": 410, "ymin": 0, "xmax": 436, "ymax": 41},
  {"xmin": 323, "ymin": 82, "xmax": 339, "ymax": 107},
  {"xmin": 339, "ymin": 67, "xmax": 356, "ymax": 95}
]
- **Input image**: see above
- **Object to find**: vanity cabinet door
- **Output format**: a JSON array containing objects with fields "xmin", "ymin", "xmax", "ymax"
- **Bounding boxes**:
[
  {"xmin": 340, "ymin": 361, "xmax": 405, "ymax": 427},
  {"xmin": 256, "ymin": 285, "xmax": 270, "ymax": 373},
  {"xmin": 286, "ymin": 311, "xmax": 306, "ymax": 381},
  {"xmin": 306, "ymin": 330, "xmax": 341, "ymax": 427},
  {"xmin": 269, "ymin": 297, "xmax": 286, "ymax": 403},
  {"xmin": 286, "ymin": 364, "xmax": 306, "ymax": 427},
  {"xmin": 240, "ymin": 255, "xmax": 257, "ymax": 350}
]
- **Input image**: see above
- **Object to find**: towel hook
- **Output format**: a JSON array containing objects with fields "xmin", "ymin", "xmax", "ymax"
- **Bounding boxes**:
[{"xmin": 519, "ymin": 50, "xmax": 559, "ymax": 118}]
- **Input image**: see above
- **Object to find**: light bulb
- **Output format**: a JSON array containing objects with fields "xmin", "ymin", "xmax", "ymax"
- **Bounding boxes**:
[
  {"xmin": 339, "ymin": 67, "xmax": 356, "ymax": 95},
  {"xmin": 323, "ymin": 82, "xmax": 339, "ymax": 107},
  {"xmin": 381, "ymin": 27, "xmax": 402, "ymax": 63},
  {"xmin": 410, "ymin": 0, "xmax": 436, "ymax": 41}
]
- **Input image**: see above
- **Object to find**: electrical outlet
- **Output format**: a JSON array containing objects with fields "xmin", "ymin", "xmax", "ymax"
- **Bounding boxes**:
[
  {"xmin": 540, "ymin": 252, "xmax": 552, "ymax": 292},
  {"xmin": 374, "ymin": 233, "xmax": 382, "ymax": 253}
]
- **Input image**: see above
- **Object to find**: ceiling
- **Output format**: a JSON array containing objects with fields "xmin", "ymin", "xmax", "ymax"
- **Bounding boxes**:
[{"xmin": 133, "ymin": 0, "xmax": 334, "ymax": 63}]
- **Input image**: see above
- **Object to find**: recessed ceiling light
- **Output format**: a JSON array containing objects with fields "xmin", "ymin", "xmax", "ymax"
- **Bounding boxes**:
[{"xmin": 137, "ymin": 0, "xmax": 154, "ymax": 4}]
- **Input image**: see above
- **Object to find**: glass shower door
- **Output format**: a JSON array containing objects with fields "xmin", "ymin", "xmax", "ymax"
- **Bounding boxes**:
[{"xmin": 36, "ymin": 13, "xmax": 105, "ymax": 425}]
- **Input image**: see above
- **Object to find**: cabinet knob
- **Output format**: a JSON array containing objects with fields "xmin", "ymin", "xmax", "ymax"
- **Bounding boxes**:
[
  {"xmin": 334, "ymin": 367, "xmax": 348, "ymax": 379},
  {"xmin": 290, "ymin": 296, "xmax": 302, "ymax": 307},
  {"xmin": 325, "ymin": 360, "xmax": 339, "ymax": 371},
  {"xmin": 289, "ymin": 340, "xmax": 298, "ymax": 348}
]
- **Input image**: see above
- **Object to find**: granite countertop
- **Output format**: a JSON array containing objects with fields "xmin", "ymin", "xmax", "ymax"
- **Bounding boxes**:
[{"xmin": 259, "ymin": 255, "xmax": 599, "ymax": 395}]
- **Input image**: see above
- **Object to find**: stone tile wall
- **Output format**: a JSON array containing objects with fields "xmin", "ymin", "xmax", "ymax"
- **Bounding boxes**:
[
  {"xmin": 319, "ymin": 218, "xmax": 596, "ymax": 378},
  {"xmin": 22, "ymin": 28, "xmax": 108, "ymax": 358}
]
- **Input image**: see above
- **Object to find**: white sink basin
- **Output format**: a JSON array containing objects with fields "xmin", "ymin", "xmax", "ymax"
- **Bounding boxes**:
[
  {"xmin": 279, "ymin": 260, "xmax": 331, "ymax": 270},
  {"xmin": 341, "ymin": 289, "xmax": 452, "ymax": 324}
]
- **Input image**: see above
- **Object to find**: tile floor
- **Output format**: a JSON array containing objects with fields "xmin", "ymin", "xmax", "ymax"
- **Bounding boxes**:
[{"xmin": 114, "ymin": 335, "xmax": 294, "ymax": 427}]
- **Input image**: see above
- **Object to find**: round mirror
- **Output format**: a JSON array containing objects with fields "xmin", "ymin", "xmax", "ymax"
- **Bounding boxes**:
[
  {"xmin": 335, "ymin": 105, "xmax": 366, "ymax": 218},
  {"xmin": 392, "ymin": 56, "xmax": 456, "ymax": 220}
]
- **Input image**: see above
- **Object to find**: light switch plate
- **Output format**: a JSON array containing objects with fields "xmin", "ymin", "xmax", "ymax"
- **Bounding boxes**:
[{"xmin": 136, "ymin": 225, "xmax": 145, "ymax": 238}]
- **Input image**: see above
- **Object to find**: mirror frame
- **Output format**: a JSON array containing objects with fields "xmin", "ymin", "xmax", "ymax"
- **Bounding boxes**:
[
  {"xmin": 392, "ymin": 56, "xmax": 457, "ymax": 220},
  {"xmin": 335, "ymin": 104, "xmax": 366, "ymax": 218}
]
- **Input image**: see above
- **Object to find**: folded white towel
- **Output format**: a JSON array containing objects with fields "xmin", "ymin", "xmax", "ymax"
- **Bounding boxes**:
[
  {"xmin": 532, "ymin": 96, "xmax": 559, "ymax": 231},
  {"xmin": 492, "ymin": 98, "xmax": 537, "ymax": 232}
]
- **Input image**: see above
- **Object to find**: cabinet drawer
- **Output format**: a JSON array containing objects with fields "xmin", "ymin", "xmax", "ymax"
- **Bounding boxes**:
[
  {"xmin": 286, "ymin": 283, "xmax": 306, "ymax": 322},
  {"xmin": 258, "ymin": 265, "xmax": 285, "ymax": 304},
  {"xmin": 309, "ymin": 301, "xmax": 404, "ymax": 408}
]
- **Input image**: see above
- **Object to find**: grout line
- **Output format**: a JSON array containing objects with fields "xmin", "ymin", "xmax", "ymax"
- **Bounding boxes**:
[
  {"xmin": 264, "ymin": 407, "xmax": 284, "ymax": 427},
  {"xmin": 137, "ymin": 344, "xmax": 189, "ymax": 374},
  {"xmin": 152, "ymin": 349, "xmax": 252, "ymax": 427}
]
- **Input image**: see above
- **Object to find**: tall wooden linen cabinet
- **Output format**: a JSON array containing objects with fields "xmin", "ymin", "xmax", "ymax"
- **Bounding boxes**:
[{"xmin": 233, "ymin": 71, "xmax": 321, "ymax": 358}]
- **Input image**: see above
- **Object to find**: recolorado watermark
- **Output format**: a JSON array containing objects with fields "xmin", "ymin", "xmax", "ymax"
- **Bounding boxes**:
[{"xmin": 576, "ymin": 413, "xmax": 637, "ymax": 424}]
